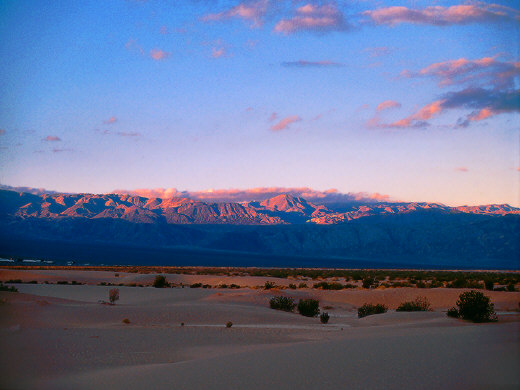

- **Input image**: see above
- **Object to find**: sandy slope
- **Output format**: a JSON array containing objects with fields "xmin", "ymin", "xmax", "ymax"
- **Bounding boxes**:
[{"xmin": 1, "ymin": 270, "xmax": 519, "ymax": 389}]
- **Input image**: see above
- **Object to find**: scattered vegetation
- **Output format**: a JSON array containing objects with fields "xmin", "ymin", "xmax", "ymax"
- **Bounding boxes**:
[
  {"xmin": 269, "ymin": 296, "xmax": 296, "ymax": 312},
  {"xmin": 226, "ymin": 321, "xmax": 233, "ymax": 328},
  {"xmin": 297, "ymin": 298, "xmax": 320, "ymax": 317},
  {"xmin": 320, "ymin": 312, "xmax": 330, "ymax": 324},
  {"xmin": 449, "ymin": 290, "xmax": 497, "ymax": 323},
  {"xmin": 358, "ymin": 303, "xmax": 388, "ymax": 318},
  {"xmin": 0, "ymin": 283, "xmax": 18, "ymax": 292},
  {"xmin": 152, "ymin": 275, "xmax": 169, "ymax": 288},
  {"xmin": 264, "ymin": 281, "xmax": 276, "ymax": 290},
  {"xmin": 298, "ymin": 282, "xmax": 308, "ymax": 289},
  {"xmin": 109, "ymin": 288, "xmax": 119, "ymax": 304},
  {"xmin": 396, "ymin": 297, "xmax": 432, "ymax": 312}
]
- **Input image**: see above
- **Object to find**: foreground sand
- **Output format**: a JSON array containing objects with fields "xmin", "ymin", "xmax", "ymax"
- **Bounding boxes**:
[{"xmin": 1, "ymin": 269, "xmax": 519, "ymax": 389}]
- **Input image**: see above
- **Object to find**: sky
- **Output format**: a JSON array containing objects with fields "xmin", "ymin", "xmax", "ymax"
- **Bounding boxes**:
[{"xmin": 0, "ymin": 0, "xmax": 518, "ymax": 206}]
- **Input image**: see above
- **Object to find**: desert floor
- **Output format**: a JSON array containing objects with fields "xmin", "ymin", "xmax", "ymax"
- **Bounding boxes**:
[{"xmin": 1, "ymin": 268, "xmax": 519, "ymax": 389}]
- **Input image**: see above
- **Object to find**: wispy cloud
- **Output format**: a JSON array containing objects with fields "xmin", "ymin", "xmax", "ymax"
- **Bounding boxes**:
[
  {"xmin": 201, "ymin": 0, "xmax": 269, "ymax": 28},
  {"xmin": 52, "ymin": 148, "xmax": 73, "ymax": 153},
  {"xmin": 269, "ymin": 112, "xmax": 278, "ymax": 121},
  {"xmin": 150, "ymin": 49, "xmax": 170, "ymax": 61},
  {"xmin": 281, "ymin": 60, "xmax": 344, "ymax": 68},
  {"xmin": 388, "ymin": 100, "xmax": 444, "ymax": 128},
  {"xmin": 211, "ymin": 47, "xmax": 227, "ymax": 58},
  {"xmin": 274, "ymin": 3, "xmax": 348, "ymax": 34},
  {"xmin": 125, "ymin": 39, "xmax": 144, "ymax": 56},
  {"xmin": 42, "ymin": 136, "xmax": 62, "ymax": 142},
  {"xmin": 402, "ymin": 57, "xmax": 519, "ymax": 88},
  {"xmin": 376, "ymin": 100, "xmax": 401, "ymax": 111},
  {"xmin": 117, "ymin": 132, "xmax": 141, "ymax": 137},
  {"xmin": 455, "ymin": 167, "xmax": 469, "ymax": 172},
  {"xmin": 270, "ymin": 115, "xmax": 301, "ymax": 131},
  {"xmin": 103, "ymin": 116, "xmax": 117, "ymax": 124},
  {"xmin": 363, "ymin": 3, "xmax": 520, "ymax": 26}
]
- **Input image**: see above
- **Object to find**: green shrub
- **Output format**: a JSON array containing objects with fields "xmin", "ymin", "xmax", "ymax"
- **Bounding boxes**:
[
  {"xmin": 455, "ymin": 290, "xmax": 497, "ymax": 323},
  {"xmin": 269, "ymin": 296, "xmax": 296, "ymax": 312},
  {"xmin": 297, "ymin": 299, "xmax": 320, "ymax": 317},
  {"xmin": 396, "ymin": 297, "xmax": 432, "ymax": 312},
  {"xmin": 447, "ymin": 307, "xmax": 459, "ymax": 318},
  {"xmin": 362, "ymin": 278, "xmax": 377, "ymax": 289},
  {"xmin": 358, "ymin": 303, "xmax": 387, "ymax": 318},
  {"xmin": 264, "ymin": 281, "xmax": 276, "ymax": 290},
  {"xmin": 313, "ymin": 281, "xmax": 344, "ymax": 290},
  {"xmin": 0, "ymin": 283, "xmax": 18, "ymax": 292},
  {"xmin": 153, "ymin": 275, "xmax": 169, "ymax": 288},
  {"xmin": 190, "ymin": 283, "xmax": 202, "ymax": 288},
  {"xmin": 320, "ymin": 312, "xmax": 330, "ymax": 324}
]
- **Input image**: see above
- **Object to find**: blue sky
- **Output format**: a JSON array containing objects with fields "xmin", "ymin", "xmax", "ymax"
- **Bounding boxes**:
[{"xmin": 0, "ymin": 0, "xmax": 518, "ymax": 206}]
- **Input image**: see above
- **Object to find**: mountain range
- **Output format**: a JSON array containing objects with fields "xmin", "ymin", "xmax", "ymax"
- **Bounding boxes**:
[{"xmin": 0, "ymin": 189, "xmax": 519, "ymax": 269}]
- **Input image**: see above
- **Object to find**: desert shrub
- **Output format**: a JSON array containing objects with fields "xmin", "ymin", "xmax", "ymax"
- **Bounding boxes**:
[
  {"xmin": 313, "ymin": 281, "xmax": 344, "ymax": 290},
  {"xmin": 264, "ymin": 281, "xmax": 276, "ymax": 290},
  {"xmin": 484, "ymin": 280, "xmax": 494, "ymax": 291},
  {"xmin": 288, "ymin": 284, "xmax": 297, "ymax": 289},
  {"xmin": 122, "ymin": 318, "xmax": 130, "ymax": 324},
  {"xmin": 456, "ymin": 290, "xmax": 497, "ymax": 323},
  {"xmin": 297, "ymin": 298, "xmax": 320, "ymax": 317},
  {"xmin": 447, "ymin": 307, "xmax": 459, "ymax": 318},
  {"xmin": 109, "ymin": 288, "xmax": 119, "ymax": 304},
  {"xmin": 358, "ymin": 303, "xmax": 387, "ymax": 318},
  {"xmin": 6, "ymin": 279, "xmax": 22, "ymax": 284},
  {"xmin": 362, "ymin": 278, "xmax": 377, "ymax": 289},
  {"xmin": 507, "ymin": 283, "xmax": 516, "ymax": 292},
  {"xmin": 226, "ymin": 321, "xmax": 233, "ymax": 328},
  {"xmin": 57, "ymin": 281, "xmax": 69, "ymax": 285},
  {"xmin": 218, "ymin": 284, "xmax": 228, "ymax": 288},
  {"xmin": 298, "ymin": 282, "xmax": 308, "ymax": 288},
  {"xmin": 0, "ymin": 283, "xmax": 18, "ymax": 292},
  {"xmin": 269, "ymin": 296, "xmax": 296, "ymax": 312},
  {"xmin": 396, "ymin": 297, "xmax": 432, "ymax": 312},
  {"xmin": 190, "ymin": 283, "xmax": 202, "ymax": 288},
  {"xmin": 344, "ymin": 283, "xmax": 357, "ymax": 289},
  {"xmin": 229, "ymin": 284, "xmax": 241, "ymax": 289},
  {"xmin": 320, "ymin": 312, "xmax": 330, "ymax": 324},
  {"xmin": 202, "ymin": 284, "xmax": 211, "ymax": 289},
  {"xmin": 153, "ymin": 275, "xmax": 169, "ymax": 288}
]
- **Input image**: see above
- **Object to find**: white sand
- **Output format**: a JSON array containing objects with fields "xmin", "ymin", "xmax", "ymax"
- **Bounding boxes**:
[{"xmin": 1, "ymin": 269, "xmax": 519, "ymax": 389}]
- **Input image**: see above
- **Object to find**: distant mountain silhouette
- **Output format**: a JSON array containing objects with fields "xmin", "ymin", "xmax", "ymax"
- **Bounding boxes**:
[{"xmin": 1, "ymin": 189, "xmax": 518, "ymax": 268}]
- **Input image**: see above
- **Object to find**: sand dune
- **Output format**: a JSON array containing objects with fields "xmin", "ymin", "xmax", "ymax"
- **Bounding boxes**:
[{"xmin": 1, "ymin": 269, "xmax": 519, "ymax": 389}]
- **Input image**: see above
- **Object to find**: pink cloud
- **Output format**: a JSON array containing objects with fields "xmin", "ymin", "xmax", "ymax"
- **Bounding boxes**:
[
  {"xmin": 211, "ymin": 47, "xmax": 227, "ymax": 58},
  {"xmin": 455, "ymin": 167, "xmax": 469, "ymax": 172},
  {"xmin": 269, "ymin": 112, "xmax": 278, "ymax": 121},
  {"xmin": 403, "ymin": 57, "xmax": 519, "ymax": 88},
  {"xmin": 468, "ymin": 107, "xmax": 494, "ymax": 121},
  {"xmin": 270, "ymin": 115, "xmax": 301, "ymax": 131},
  {"xmin": 274, "ymin": 3, "xmax": 348, "ymax": 34},
  {"xmin": 376, "ymin": 100, "xmax": 401, "ymax": 111},
  {"xmin": 103, "ymin": 116, "xmax": 117, "ymax": 124},
  {"xmin": 201, "ymin": 0, "xmax": 268, "ymax": 27},
  {"xmin": 112, "ymin": 187, "xmax": 393, "ymax": 204},
  {"xmin": 125, "ymin": 39, "xmax": 144, "ymax": 56},
  {"xmin": 42, "ymin": 136, "xmax": 61, "ymax": 142},
  {"xmin": 150, "ymin": 49, "xmax": 170, "ymax": 61},
  {"xmin": 117, "ymin": 132, "xmax": 141, "ymax": 137},
  {"xmin": 386, "ymin": 100, "xmax": 445, "ymax": 128},
  {"xmin": 363, "ymin": 4, "xmax": 520, "ymax": 26}
]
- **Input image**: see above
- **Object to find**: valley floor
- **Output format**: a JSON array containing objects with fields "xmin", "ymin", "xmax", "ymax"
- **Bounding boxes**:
[{"xmin": 0, "ymin": 269, "xmax": 519, "ymax": 389}]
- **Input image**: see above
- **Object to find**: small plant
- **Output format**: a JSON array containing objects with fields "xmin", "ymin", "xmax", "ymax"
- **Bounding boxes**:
[
  {"xmin": 153, "ymin": 275, "xmax": 169, "ymax": 288},
  {"xmin": 320, "ymin": 312, "xmax": 330, "ymax": 324},
  {"xmin": 507, "ymin": 283, "xmax": 516, "ymax": 292},
  {"xmin": 297, "ymin": 298, "xmax": 320, "ymax": 317},
  {"xmin": 298, "ymin": 282, "xmax": 308, "ymax": 289},
  {"xmin": 122, "ymin": 318, "xmax": 130, "ymax": 324},
  {"xmin": 269, "ymin": 296, "xmax": 296, "ymax": 312},
  {"xmin": 358, "ymin": 303, "xmax": 387, "ymax": 318},
  {"xmin": 190, "ymin": 283, "xmax": 202, "ymax": 288},
  {"xmin": 362, "ymin": 278, "xmax": 376, "ymax": 289},
  {"xmin": 396, "ymin": 297, "xmax": 432, "ymax": 312},
  {"xmin": 0, "ymin": 283, "xmax": 18, "ymax": 292},
  {"xmin": 109, "ymin": 288, "xmax": 119, "ymax": 304},
  {"xmin": 455, "ymin": 290, "xmax": 497, "ymax": 323},
  {"xmin": 288, "ymin": 283, "xmax": 297, "ymax": 289},
  {"xmin": 447, "ymin": 307, "xmax": 459, "ymax": 318},
  {"xmin": 226, "ymin": 321, "xmax": 233, "ymax": 328},
  {"xmin": 264, "ymin": 281, "xmax": 276, "ymax": 290},
  {"xmin": 484, "ymin": 280, "xmax": 494, "ymax": 291}
]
